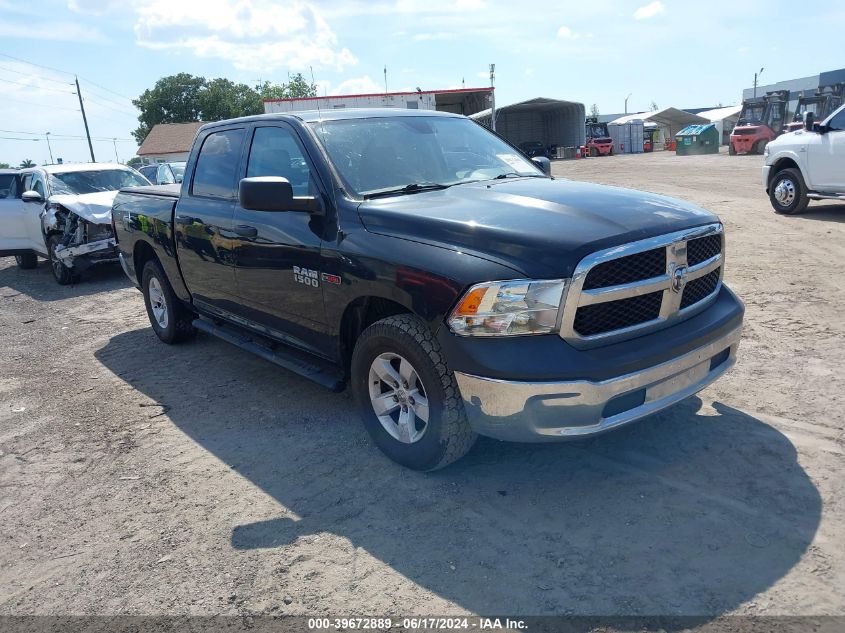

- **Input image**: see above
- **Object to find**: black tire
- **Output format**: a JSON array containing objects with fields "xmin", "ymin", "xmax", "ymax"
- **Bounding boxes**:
[
  {"xmin": 756, "ymin": 139, "xmax": 768, "ymax": 155},
  {"xmin": 48, "ymin": 235, "xmax": 80, "ymax": 285},
  {"xmin": 141, "ymin": 259, "xmax": 196, "ymax": 344},
  {"xmin": 609, "ymin": 147, "xmax": 614, "ymax": 156},
  {"xmin": 589, "ymin": 147, "xmax": 598, "ymax": 157},
  {"xmin": 14, "ymin": 252, "xmax": 38, "ymax": 269},
  {"xmin": 769, "ymin": 167, "xmax": 810, "ymax": 215},
  {"xmin": 351, "ymin": 314, "xmax": 476, "ymax": 471},
  {"xmin": 729, "ymin": 143, "xmax": 737, "ymax": 156}
]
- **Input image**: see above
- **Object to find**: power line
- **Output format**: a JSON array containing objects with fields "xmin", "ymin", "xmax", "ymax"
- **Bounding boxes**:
[
  {"xmin": 0, "ymin": 63, "xmax": 75, "ymax": 86},
  {"xmin": 0, "ymin": 52, "xmax": 136, "ymax": 102},
  {"xmin": 0, "ymin": 129, "xmax": 136, "ymax": 141},
  {"xmin": 81, "ymin": 93, "xmax": 138, "ymax": 117},
  {"xmin": 2, "ymin": 96, "xmax": 80, "ymax": 112},
  {"xmin": 0, "ymin": 135, "xmax": 41, "ymax": 141},
  {"xmin": 0, "ymin": 74, "xmax": 78, "ymax": 95}
]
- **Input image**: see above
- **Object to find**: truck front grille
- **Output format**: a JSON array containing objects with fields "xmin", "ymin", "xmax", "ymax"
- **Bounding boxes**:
[
  {"xmin": 574, "ymin": 292, "xmax": 663, "ymax": 336},
  {"xmin": 583, "ymin": 247, "xmax": 666, "ymax": 290},
  {"xmin": 560, "ymin": 224, "xmax": 724, "ymax": 347},
  {"xmin": 681, "ymin": 267, "xmax": 721, "ymax": 309}
]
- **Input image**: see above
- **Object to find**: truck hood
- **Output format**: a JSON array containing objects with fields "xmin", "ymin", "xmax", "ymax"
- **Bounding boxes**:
[
  {"xmin": 48, "ymin": 190, "xmax": 119, "ymax": 225},
  {"xmin": 357, "ymin": 178, "xmax": 718, "ymax": 278}
]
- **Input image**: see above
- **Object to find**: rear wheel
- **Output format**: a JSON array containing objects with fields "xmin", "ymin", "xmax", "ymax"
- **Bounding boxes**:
[
  {"xmin": 48, "ymin": 235, "xmax": 79, "ymax": 285},
  {"xmin": 14, "ymin": 252, "xmax": 38, "ymax": 269},
  {"xmin": 769, "ymin": 167, "xmax": 809, "ymax": 215},
  {"xmin": 351, "ymin": 314, "xmax": 476, "ymax": 471},
  {"xmin": 753, "ymin": 139, "xmax": 768, "ymax": 155},
  {"xmin": 729, "ymin": 143, "xmax": 737, "ymax": 156},
  {"xmin": 141, "ymin": 259, "xmax": 196, "ymax": 344},
  {"xmin": 589, "ymin": 147, "xmax": 598, "ymax": 157}
]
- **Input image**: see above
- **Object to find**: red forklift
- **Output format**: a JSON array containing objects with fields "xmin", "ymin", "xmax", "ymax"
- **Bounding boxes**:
[
  {"xmin": 784, "ymin": 83, "xmax": 843, "ymax": 132},
  {"xmin": 585, "ymin": 117, "xmax": 614, "ymax": 156},
  {"xmin": 729, "ymin": 89, "xmax": 790, "ymax": 155}
]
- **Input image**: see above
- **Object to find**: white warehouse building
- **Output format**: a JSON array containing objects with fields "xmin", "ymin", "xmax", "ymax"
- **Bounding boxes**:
[{"xmin": 263, "ymin": 87, "xmax": 494, "ymax": 117}]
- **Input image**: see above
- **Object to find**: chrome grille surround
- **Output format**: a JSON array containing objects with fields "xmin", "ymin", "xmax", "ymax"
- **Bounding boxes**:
[{"xmin": 559, "ymin": 223, "xmax": 724, "ymax": 348}]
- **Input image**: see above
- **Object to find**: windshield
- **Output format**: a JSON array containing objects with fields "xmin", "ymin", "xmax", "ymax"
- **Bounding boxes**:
[
  {"xmin": 586, "ymin": 123, "xmax": 608, "ymax": 138},
  {"xmin": 740, "ymin": 104, "xmax": 765, "ymax": 123},
  {"xmin": 310, "ymin": 116, "xmax": 544, "ymax": 197},
  {"xmin": 48, "ymin": 169, "xmax": 150, "ymax": 195}
]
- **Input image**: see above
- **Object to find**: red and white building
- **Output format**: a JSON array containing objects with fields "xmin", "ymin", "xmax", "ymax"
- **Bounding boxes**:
[{"xmin": 263, "ymin": 87, "xmax": 494, "ymax": 117}]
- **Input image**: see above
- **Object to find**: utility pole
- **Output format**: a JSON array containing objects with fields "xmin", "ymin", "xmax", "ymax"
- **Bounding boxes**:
[
  {"xmin": 625, "ymin": 93, "xmax": 632, "ymax": 114},
  {"xmin": 489, "ymin": 63, "xmax": 496, "ymax": 132},
  {"xmin": 112, "ymin": 138, "xmax": 119, "ymax": 163},
  {"xmin": 384, "ymin": 65, "xmax": 388, "ymax": 93},
  {"xmin": 45, "ymin": 132, "xmax": 54, "ymax": 164},
  {"xmin": 753, "ymin": 67, "xmax": 764, "ymax": 98},
  {"xmin": 75, "ymin": 76, "xmax": 95, "ymax": 162}
]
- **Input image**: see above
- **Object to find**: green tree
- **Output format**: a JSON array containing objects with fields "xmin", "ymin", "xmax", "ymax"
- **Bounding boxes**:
[
  {"xmin": 650, "ymin": 100, "xmax": 659, "ymax": 111},
  {"xmin": 198, "ymin": 78, "xmax": 263, "ymax": 122},
  {"xmin": 0, "ymin": 162, "xmax": 10, "ymax": 168},
  {"xmin": 258, "ymin": 73, "xmax": 317, "ymax": 100},
  {"xmin": 132, "ymin": 73, "xmax": 318, "ymax": 145},
  {"xmin": 589, "ymin": 103, "xmax": 600, "ymax": 117},
  {"xmin": 132, "ymin": 73, "xmax": 207, "ymax": 144},
  {"xmin": 19, "ymin": 159, "xmax": 35, "ymax": 168},
  {"xmin": 126, "ymin": 156, "xmax": 143, "ymax": 168}
]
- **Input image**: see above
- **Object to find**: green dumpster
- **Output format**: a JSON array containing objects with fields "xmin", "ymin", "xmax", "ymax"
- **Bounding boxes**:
[{"xmin": 675, "ymin": 123, "xmax": 719, "ymax": 155}]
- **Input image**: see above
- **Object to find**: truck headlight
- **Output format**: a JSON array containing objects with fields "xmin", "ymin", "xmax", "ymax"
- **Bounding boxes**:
[
  {"xmin": 763, "ymin": 143, "xmax": 770, "ymax": 157},
  {"xmin": 447, "ymin": 279, "xmax": 568, "ymax": 336}
]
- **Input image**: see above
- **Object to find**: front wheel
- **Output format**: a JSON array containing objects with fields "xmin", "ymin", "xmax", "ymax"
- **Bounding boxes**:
[
  {"xmin": 141, "ymin": 259, "xmax": 196, "ymax": 344},
  {"xmin": 729, "ymin": 143, "xmax": 737, "ymax": 156},
  {"xmin": 351, "ymin": 314, "xmax": 476, "ymax": 471},
  {"xmin": 48, "ymin": 235, "xmax": 79, "ymax": 285},
  {"xmin": 14, "ymin": 252, "xmax": 38, "ymax": 269},
  {"xmin": 769, "ymin": 168, "xmax": 809, "ymax": 215}
]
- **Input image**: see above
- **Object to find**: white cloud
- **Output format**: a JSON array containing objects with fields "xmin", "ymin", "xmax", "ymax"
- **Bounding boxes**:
[
  {"xmin": 633, "ymin": 1, "xmax": 665, "ymax": 20},
  {"xmin": 556, "ymin": 25, "xmax": 592, "ymax": 40},
  {"xmin": 0, "ymin": 20, "xmax": 106, "ymax": 42},
  {"xmin": 329, "ymin": 75, "xmax": 385, "ymax": 96},
  {"xmin": 412, "ymin": 32, "xmax": 454, "ymax": 41},
  {"xmin": 132, "ymin": 0, "xmax": 357, "ymax": 72},
  {"xmin": 738, "ymin": 46, "xmax": 750, "ymax": 54},
  {"xmin": 67, "ymin": 0, "xmax": 125, "ymax": 15}
]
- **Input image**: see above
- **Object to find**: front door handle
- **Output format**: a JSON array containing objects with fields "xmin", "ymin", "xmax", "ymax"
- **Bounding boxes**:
[{"xmin": 233, "ymin": 225, "xmax": 258, "ymax": 237}]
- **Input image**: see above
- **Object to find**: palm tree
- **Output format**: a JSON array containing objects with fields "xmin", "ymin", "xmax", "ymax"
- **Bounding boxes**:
[{"xmin": 19, "ymin": 159, "xmax": 35, "ymax": 168}]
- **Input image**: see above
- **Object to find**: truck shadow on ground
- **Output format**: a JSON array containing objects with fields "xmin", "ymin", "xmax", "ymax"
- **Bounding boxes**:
[
  {"xmin": 0, "ymin": 258, "xmax": 129, "ymax": 301},
  {"xmin": 96, "ymin": 328, "xmax": 821, "ymax": 617},
  {"xmin": 787, "ymin": 203, "xmax": 845, "ymax": 224}
]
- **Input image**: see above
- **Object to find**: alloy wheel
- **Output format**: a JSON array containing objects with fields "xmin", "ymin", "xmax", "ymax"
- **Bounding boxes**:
[{"xmin": 367, "ymin": 352, "xmax": 430, "ymax": 444}]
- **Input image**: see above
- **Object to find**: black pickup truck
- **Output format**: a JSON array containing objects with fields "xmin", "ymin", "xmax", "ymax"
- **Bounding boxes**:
[{"xmin": 111, "ymin": 109, "xmax": 743, "ymax": 470}]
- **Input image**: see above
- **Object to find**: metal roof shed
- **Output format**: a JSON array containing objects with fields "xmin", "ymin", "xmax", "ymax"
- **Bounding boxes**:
[
  {"xmin": 610, "ymin": 108, "xmax": 708, "ymax": 148},
  {"xmin": 471, "ymin": 97, "xmax": 586, "ymax": 152},
  {"xmin": 696, "ymin": 105, "xmax": 742, "ymax": 145}
]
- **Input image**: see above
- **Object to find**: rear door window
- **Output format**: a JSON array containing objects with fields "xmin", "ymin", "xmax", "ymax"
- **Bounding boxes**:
[
  {"xmin": 0, "ymin": 174, "xmax": 18, "ymax": 199},
  {"xmin": 191, "ymin": 129, "xmax": 245, "ymax": 199}
]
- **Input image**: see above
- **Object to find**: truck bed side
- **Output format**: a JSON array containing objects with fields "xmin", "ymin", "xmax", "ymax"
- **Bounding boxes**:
[{"xmin": 112, "ymin": 185, "xmax": 191, "ymax": 302}]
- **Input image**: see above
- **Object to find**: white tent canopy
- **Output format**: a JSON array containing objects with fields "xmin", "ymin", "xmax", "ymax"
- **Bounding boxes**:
[
  {"xmin": 695, "ymin": 106, "xmax": 742, "ymax": 146},
  {"xmin": 610, "ymin": 108, "xmax": 709, "ymax": 147}
]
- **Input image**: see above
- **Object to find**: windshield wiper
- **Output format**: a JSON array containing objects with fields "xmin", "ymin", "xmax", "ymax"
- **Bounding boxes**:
[
  {"xmin": 363, "ymin": 182, "xmax": 451, "ymax": 199},
  {"xmin": 493, "ymin": 172, "xmax": 545, "ymax": 179}
]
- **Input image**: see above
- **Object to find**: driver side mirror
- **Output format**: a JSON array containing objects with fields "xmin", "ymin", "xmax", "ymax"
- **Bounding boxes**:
[
  {"xmin": 22, "ymin": 190, "xmax": 43, "ymax": 203},
  {"xmin": 238, "ymin": 177, "xmax": 322, "ymax": 214},
  {"xmin": 531, "ymin": 156, "xmax": 551, "ymax": 176},
  {"xmin": 803, "ymin": 111, "xmax": 815, "ymax": 132}
]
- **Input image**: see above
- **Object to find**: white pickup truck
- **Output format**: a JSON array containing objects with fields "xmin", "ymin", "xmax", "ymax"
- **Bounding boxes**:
[
  {"xmin": 0, "ymin": 163, "xmax": 150, "ymax": 284},
  {"xmin": 763, "ymin": 103, "xmax": 845, "ymax": 214}
]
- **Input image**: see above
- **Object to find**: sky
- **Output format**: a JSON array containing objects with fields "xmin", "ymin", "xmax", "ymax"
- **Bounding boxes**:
[{"xmin": 1, "ymin": 0, "xmax": 844, "ymax": 166}]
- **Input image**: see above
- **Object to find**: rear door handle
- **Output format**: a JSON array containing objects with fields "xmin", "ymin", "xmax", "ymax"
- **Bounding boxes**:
[{"xmin": 233, "ymin": 225, "xmax": 258, "ymax": 237}]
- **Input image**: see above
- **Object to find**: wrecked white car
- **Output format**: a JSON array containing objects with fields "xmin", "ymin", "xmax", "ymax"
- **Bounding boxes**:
[{"xmin": 0, "ymin": 164, "xmax": 150, "ymax": 284}]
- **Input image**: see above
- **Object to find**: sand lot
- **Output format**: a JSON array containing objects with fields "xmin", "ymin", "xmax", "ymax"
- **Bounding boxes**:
[{"xmin": 1, "ymin": 149, "xmax": 843, "ymax": 620}]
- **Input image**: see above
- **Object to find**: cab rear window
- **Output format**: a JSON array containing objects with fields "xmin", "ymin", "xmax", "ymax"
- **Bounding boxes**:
[{"xmin": 0, "ymin": 174, "xmax": 19, "ymax": 199}]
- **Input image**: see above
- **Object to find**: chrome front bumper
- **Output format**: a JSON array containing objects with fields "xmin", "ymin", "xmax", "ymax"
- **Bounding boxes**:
[{"xmin": 454, "ymin": 325, "xmax": 742, "ymax": 442}]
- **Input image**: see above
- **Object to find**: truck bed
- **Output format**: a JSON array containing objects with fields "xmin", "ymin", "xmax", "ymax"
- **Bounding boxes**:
[{"xmin": 118, "ymin": 184, "xmax": 181, "ymax": 198}]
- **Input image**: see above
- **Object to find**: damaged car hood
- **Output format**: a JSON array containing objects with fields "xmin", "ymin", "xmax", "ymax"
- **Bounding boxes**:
[{"xmin": 49, "ymin": 191, "xmax": 119, "ymax": 224}]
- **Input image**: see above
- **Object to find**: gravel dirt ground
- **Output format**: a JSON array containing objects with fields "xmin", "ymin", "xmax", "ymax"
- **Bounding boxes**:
[{"xmin": 1, "ymin": 148, "xmax": 843, "ymax": 620}]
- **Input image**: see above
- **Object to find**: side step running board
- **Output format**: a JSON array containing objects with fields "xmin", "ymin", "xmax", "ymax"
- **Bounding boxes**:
[
  {"xmin": 807, "ymin": 193, "xmax": 845, "ymax": 201},
  {"xmin": 192, "ymin": 318, "xmax": 345, "ymax": 392}
]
